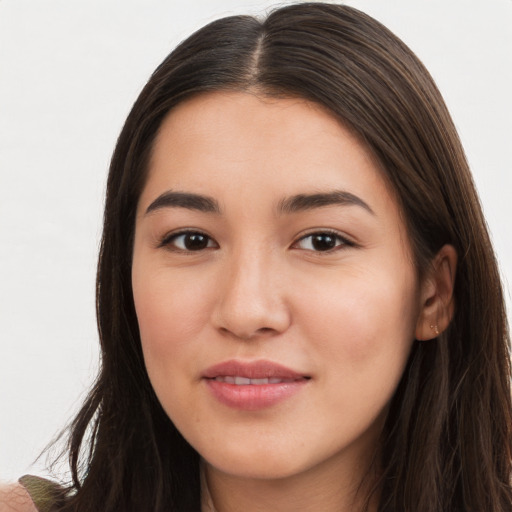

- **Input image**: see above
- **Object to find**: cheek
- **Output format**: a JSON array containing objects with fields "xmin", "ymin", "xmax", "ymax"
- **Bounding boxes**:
[
  {"xmin": 297, "ymin": 263, "xmax": 419, "ymax": 370},
  {"xmin": 296, "ymin": 265, "xmax": 419, "ymax": 440},
  {"xmin": 131, "ymin": 261, "xmax": 216, "ymax": 391},
  {"xmin": 131, "ymin": 264, "xmax": 216, "ymax": 422}
]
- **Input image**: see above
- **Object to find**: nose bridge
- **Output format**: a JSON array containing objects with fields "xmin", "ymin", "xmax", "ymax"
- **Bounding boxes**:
[{"xmin": 214, "ymin": 241, "xmax": 290, "ymax": 339}]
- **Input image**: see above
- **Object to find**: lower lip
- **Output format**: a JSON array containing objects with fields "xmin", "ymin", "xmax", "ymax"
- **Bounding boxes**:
[{"xmin": 205, "ymin": 379, "xmax": 308, "ymax": 411}]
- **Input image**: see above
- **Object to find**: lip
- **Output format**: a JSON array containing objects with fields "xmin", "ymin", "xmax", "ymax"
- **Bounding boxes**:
[{"xmin": 202, "ymin": 360, "xmax": 310, "ymax": 411}]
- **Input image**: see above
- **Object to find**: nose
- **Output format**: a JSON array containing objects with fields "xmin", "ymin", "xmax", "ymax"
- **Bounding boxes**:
[{"xmin": 212, "ymin": 249, "xmax": 292, "ymax": 340}]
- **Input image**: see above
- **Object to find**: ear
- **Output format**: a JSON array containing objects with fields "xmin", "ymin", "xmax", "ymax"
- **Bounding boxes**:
[{"xmin": 415, "ymin": 244, "xmax": 457, "ymax": 340}]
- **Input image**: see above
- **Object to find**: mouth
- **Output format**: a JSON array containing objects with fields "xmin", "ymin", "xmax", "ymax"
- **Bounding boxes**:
[
  {"xmin": 202, "ymin": 360, "xmax": 310, "ymax": 410},
  {"xmin": 202, "ymin": 359, "xmax": 309, "ymax": 380},
  {"xmin": 211, "ymin": 376, "xmax": 304, "ymax": 385}
]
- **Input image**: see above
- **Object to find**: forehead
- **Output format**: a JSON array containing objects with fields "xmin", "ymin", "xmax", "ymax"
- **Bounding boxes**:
[{"xmin": 141, "ymin": 90, "xmax": 399, "ymax": 220}]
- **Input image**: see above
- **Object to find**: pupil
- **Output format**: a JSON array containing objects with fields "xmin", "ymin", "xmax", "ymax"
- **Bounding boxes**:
[
  {"xmin": 312, "ymin": 234, "xmax": 335, "ymax": 251},
  {"xmin": 185, "ymin": 233, "xmax": 208, "ymax": 250}
]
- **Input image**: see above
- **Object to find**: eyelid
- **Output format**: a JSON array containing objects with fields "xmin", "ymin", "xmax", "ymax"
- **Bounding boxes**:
[
  {"xmin": 158, "ymin": 229, "xmax": 218, "ymax": 252},
  {"xmin": 156, "ymin": 228, "xmax": 355, "ymax": 253},
  {"xmin": 292, "ymin": 229, "xmax": 356, "ymax": 252}
]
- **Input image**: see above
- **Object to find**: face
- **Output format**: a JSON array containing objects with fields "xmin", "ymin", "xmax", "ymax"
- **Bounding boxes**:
[{"xmin": 132, "ymin": 91, "xmax": 422, "ymax": 484}]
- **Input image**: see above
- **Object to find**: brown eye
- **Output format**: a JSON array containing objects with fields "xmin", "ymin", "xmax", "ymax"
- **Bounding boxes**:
[
  {"xmin": 164, "ymin": 231, "xmax": 217, "ymax": 251},
  {"xmin": 295, "ymin": 232, "xmax": 350, "ymax": 252}
]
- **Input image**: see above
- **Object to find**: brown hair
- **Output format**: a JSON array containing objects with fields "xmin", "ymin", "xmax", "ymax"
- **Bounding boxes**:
[{"xmin": 52, "ymin": 3, "xmax": 511, "ymax": 511}]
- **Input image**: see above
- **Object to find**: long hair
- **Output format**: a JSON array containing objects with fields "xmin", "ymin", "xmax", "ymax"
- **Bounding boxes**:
[{"xmin": 53, "ymin": 3, "xmax": 512, "ymax": 511}]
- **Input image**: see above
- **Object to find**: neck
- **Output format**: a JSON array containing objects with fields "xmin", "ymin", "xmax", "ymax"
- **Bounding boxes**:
[{"xmin": 201, "ymin": 455, "xmax": 380, "ymax": 512}]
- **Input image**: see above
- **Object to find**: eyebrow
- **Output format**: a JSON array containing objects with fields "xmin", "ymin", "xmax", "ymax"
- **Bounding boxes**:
[
  {"xmin": 145, "ymin": 191, "xmax": 221, "ymax": 215},
  {"xmin": 278, "ymin": 190, "xmax": 375, "ymax": 215},
  {"xmin": 144, "ymin": 189, "xmax": 374, "ymax": 217}
]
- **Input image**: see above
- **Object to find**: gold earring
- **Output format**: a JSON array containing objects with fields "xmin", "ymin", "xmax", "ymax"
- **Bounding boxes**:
[{"xmin": 430, "ymin": 324, "xmax": 440, "ymax": 336}]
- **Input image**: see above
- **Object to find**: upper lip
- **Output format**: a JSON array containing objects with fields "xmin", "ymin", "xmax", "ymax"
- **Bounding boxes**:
[{"xmin": 202, "ymin": 360, "xmax": 309, "ymax": 380}]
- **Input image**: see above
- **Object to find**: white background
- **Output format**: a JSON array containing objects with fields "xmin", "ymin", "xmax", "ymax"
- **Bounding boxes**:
[{"xmin": 1, "ymin": 0, "xmax": 511, "ymax": 481}]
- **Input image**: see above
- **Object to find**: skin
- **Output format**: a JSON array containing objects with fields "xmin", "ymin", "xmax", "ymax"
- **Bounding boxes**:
[
  {"xmin": 0, "ymin": 483, "xmax": 37, "ymax": 512},
  {"xmin": 132, "ymin": 91, "xmax": 455, "ymax": 512}
]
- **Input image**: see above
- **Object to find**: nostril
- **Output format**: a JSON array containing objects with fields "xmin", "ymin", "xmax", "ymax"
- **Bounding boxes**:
[
  {"xmin": 217, "ymin": 325, "xmax": 279, "ymax": 341},
  {"xmin": 256, "ymin": 327, "xmax": 275, "ymax": 334},
  {"xmin": 213, "ymin": 295, "xmax": 292, "ymax": 340}
]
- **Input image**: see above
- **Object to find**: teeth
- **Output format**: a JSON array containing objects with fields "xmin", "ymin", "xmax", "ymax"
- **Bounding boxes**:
[
  {"xmin": 252, "ymin": 378, "xmax": 269, "ymax": 385},
  {"xmin": 213, "ymin": 376, "xmax": 295, "ymax": 385}
]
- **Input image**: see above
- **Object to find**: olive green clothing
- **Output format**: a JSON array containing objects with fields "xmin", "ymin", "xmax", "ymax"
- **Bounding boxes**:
[{"xmin": 18, "ymin": 475, "xmax": 62, "ymax": 512}]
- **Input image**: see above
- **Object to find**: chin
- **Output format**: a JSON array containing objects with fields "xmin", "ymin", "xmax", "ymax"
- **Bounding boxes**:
[
  {"xmin": 205, "ymin": 455, "xmax": 307, "ymax": 481},
  {"xmin": 197, "ymin": 436, "xmax": 308, "ymax": 480}
]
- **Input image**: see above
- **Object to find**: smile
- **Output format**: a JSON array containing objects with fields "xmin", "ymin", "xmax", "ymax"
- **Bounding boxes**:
[
  {"xmin": 202, "ymin": 360, "xmax": 310, "ymax": 410},
  {"xmin": 212, "ymin": 376, "xmax": 300, "ymax": 385}
]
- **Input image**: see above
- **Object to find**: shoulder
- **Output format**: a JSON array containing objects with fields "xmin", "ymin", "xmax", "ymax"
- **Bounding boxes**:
[
  {"xmin": 0, "ymin": 476, "xmax": 63, "ymax": 512},
  {"xmin": 0, "ymin": 482, "xmax": 38, "ymax": 512}
]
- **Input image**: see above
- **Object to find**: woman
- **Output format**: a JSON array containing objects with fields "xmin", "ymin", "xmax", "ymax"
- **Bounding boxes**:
[{"xmin": 4, "ymin": 2, "xmax": 511, "ymax": 511}]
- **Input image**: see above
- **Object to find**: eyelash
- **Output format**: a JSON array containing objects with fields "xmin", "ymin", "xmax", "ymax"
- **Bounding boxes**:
[
  {"xmin": 158, "ymin": 229, "xmax": 355, "ymax": 254},
  {"xmin": 158, "ymin": 230, "xmax": 218, "ymax": 252},
  {"xmin": 293, "ymin": 229, "xmax": 355, "ymax": 253}
]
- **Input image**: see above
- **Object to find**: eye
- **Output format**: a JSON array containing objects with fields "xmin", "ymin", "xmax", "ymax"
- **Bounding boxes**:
[
  {"xmin": 293, "ymin": 231, "xmax": 352, "ymax": 252},
  {"xmin": 160, "ymin": 230, "xmax": 217, "ymax": 252}
]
